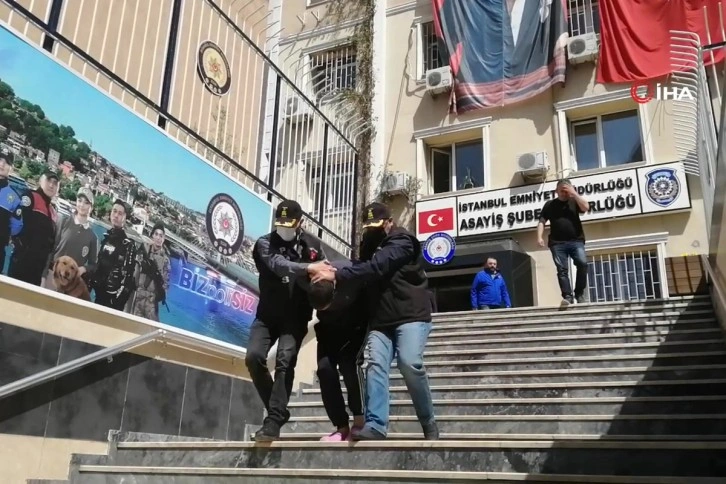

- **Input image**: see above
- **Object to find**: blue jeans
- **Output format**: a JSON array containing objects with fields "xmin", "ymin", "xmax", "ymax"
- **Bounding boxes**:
[
  {"xmin": 361, "ymin": 321, "xmax": 435, "ymax": 435},
  {"xmin": 550, "ymin": 241, "xmax": 588, "ymax": 299}
]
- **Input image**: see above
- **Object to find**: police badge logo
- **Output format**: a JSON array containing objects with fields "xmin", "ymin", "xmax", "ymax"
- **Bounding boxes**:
[
  {"xmin": 82, "ymin": 246, "xmax": 89, "ymax": 258},
  {"xmin": 645, "ymin": 167, "xmax": 680, "ymax": 208},
  {"xmin": 21, "ymin": 195, "xmax": 31, "ymax": 207},
  {"xmin": 197, "ymin": 41, "xmax": 231, "ymax": 96},
  {"xmin": 206, "ymin": 193, "xmax": 245, "ymax": 256},
  {"xmin": 422, "ymin": 232, "xmax": 456, "ymax": 266}
]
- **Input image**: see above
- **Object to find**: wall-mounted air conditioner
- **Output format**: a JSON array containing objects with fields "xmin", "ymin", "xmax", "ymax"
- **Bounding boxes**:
[
  {"xmin": 381, "ymin": 171, "xmax": 411, "ymax": 197},
  {"xmin": 425, "ymin": 66, "xmax": 453, "ymax": 95},
  {"xmin": 567, "ymin": 32, "xmax": 599, "ymax": 64},
  {"xmin": 517, "ymin": 151, "xmax": 549, "ymax": 182},
  {"xmin": 285, "ymin": 97, "xmax": 314, "ymax": 125}
]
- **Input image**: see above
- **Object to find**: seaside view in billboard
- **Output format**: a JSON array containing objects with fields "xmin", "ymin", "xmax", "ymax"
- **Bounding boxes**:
[{"xmin": 0, "ymin": 25, "xmax": 272, "ymax": 348}]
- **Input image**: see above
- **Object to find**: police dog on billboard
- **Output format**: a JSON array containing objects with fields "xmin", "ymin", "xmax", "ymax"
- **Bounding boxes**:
[{"xmin": 53, "ymin": 256, "xmax": 91, "ymax": 301}]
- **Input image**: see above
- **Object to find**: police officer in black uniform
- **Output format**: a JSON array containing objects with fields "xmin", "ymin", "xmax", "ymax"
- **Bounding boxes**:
[
  {"xmin": 0, "ymin": 153, "xmax": 22, "ymax": 273},
  {"xmin": 246, "ymin": 199, "xmax": 331, "ymax": 441},
  {"xmin": 9, "ymin": 169, "xmax": 59, "ymax": 285},
  {"xmin": 91, "ymin": 199, "xmax": 137, "ymax": 310}
]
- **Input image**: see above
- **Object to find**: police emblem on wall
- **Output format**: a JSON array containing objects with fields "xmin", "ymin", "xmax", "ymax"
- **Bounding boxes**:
[
  {"xmin": 645, "ymin": 167, "xmax": 681, "ymax": 208},
  {"xmin": 206, "ymin": 193, "xmax": 245, "ymax": 256},
  {"xmin": 422, "ymin": 232, "xmax": 456, "ymax": 266},
  {"xmin": 197, "ymin": 41, "xmax": 231, "ymax": 96}
]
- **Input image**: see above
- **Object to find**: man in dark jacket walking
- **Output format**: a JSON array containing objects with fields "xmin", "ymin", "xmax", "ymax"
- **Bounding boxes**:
[
  {"xmin": 313, "ymin": 202, "xmax": 438, "ymax": 441},
  {"xmin": 470, "ymin": 257, "xmax": 511, "ymax": 310},
  {"xmin": 246, "ymin": 199, "xmax": 331, "ymax": 441}
]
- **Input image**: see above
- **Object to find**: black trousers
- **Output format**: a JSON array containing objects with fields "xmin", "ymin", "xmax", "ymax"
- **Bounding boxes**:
[
  {"xmin": 94, "ymin": 290, "xmax": 128, "ymax": 311},
  {"xmin": 245, "ymin": 318, "xmax": 307, "ymax": 426},
  {"xmin": 316, "ymin": 323, "xmax": 365, "ymax": 429},
  {"xmin": 8, "ymin": 250, "xmax": 47, "ymax": 286}
]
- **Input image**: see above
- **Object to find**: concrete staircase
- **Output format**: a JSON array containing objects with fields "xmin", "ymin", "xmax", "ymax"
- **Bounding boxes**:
[{"xmin": 35, "ymin": 295, "xmax": 726, "ymax": 483}]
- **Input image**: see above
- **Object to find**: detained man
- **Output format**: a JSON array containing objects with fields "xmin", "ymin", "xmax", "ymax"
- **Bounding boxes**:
[
  {"xmin": 313, "ymin": 202, "xmax": 438, "ymax": 440},
  {"xmin": 246, "ymin": 199, "xmax": 332, "ymax": 441}
]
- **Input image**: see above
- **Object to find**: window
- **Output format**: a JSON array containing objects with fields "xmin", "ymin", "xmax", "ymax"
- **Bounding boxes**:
[
  {"xmin": 429, "ymin": 140, "xmax": 485, "ymax": 194},
  {"xmin": 420, "ymin": 21, "xmax": 449, "ymax": 77},
  {"xmin": 570, "ymin": 110, "xmax": 643, "ymax": 171},
  {"xmin": 585, "ymin": 249, "xmax": 662, "ymax": 302},
  {"xmin": 309, "ymin": 46, "xmax": 358, "ymax": 101},
  {"xmin": 306, "ymin": 151, "xmax": 355, "ymax": 218},
  {"xmin": 569, "ymin": 0, "xmax": 600, "ymax": 37}
]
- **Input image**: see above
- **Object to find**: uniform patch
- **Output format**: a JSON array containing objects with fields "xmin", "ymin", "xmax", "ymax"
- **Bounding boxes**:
[
  {"xmin": 82, "ymin": 246, "xmax": 89, "ymax": 258},
  {"xmin": 15, "ymin": 208, "xmax": 21, "ymax": 217},
  {"xmin": 6, "ymin": 193, "xmax": 14, "ymax": 204},
  {"xmin": 21, "ymin": 196, "xmax": 31, "ymax": 207}
]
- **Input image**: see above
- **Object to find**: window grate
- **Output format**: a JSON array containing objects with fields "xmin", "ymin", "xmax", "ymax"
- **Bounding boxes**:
[
  {"xmin": 568, "ymin": 0, "xmax": 600, "ymax": 37},
  {"xmin": 586, "ymin": 249, "xmax": 662, "ymax": 303},
  {"xmin": 421, "ymin": 21, "xmax": 448, "ymax": 75},
  {"xmin": 309, "ymin": 45, "xmax": 358, "ymax": 101}
]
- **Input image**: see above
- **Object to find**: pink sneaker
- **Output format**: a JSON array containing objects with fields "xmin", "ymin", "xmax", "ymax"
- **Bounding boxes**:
[{"xmin": 320, "ymin": 429, "xmax": 349, "ymax": 442}]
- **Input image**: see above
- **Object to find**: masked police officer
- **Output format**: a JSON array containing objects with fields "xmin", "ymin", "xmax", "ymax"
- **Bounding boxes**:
[
  {"xmin": 246, "ymin": 199, "xmax": 331, "ymax": 441},
  {"xmin": 0, "ymin": 153, "xmax": 22, "ymax": 273}
]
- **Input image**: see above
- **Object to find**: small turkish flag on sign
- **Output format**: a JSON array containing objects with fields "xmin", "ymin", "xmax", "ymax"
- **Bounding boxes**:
[{"xmin": 418, "ymin": 207, "xmax": 455, "ymax": 234}]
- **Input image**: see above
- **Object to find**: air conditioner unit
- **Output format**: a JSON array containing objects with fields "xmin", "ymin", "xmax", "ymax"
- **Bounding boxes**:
[
  {"xmin": 381, "ymin": 171, "xmax": 411, "ymax": 197},
  {"xmin": 425, "ymin": 66, "xmax": 453, "ymax": 95},
  {"xmin": 285, "ymin": 97, "xmax": 313, "ymax": 124},
  {"xmin": 567, "ymin": 32, "xmax": 599, "ymax": 64},
  {"xmin": 517, "ymin": 151, "xmax": 549, "ymax": 182}
]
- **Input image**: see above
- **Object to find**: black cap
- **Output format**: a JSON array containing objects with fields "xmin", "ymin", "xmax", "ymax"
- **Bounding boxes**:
[
  {"xmin": 275, "ymin": 200, "xmax": 303, "ymax": 228},
  {"xmin": 152, "ymin": 222, "xmax": 165, "ymax": 234},
  {"xmin": 42, "ymin": 169, "xmax": 59, "ymax": 180},
  {"xmin": 362, "ymin": 202, "xmax": 392, "ymax": 229}
]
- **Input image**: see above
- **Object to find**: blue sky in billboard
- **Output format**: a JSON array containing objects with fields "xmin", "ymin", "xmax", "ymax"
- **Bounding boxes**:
[{"xmin": 0, "ymin": 27, "xmax": 271, "ymax": 240}]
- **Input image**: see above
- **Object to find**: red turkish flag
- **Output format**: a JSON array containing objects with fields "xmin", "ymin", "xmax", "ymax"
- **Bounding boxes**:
[{"xmin": 418, "ymin": 207, "xmax": 455, "ymax": 234}]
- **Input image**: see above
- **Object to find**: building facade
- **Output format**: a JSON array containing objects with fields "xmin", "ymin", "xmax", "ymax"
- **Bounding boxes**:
[{"xmin": 279, "ymin": 0, "xmax": 724, "ymax": 309}]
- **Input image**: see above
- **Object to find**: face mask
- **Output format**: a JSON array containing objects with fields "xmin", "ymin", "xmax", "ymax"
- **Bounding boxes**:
[{"xmin": 276, "ymin": 227, "xmax": 297, "ymax": 242}]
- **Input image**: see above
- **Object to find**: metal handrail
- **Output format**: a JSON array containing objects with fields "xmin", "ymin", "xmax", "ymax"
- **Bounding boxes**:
[{"xmin": 0, "ymin": 329, "xmax": 165, "ymax": 399}]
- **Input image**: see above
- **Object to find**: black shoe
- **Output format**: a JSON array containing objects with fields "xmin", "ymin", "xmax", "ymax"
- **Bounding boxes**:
[
  {"xmin": 253, "ymin": 421, "xmax": 281, "ymax": 442},
  {"xmin": 561, "ymin": 296, "xmax": 574, "ymax": 306},
  {"xmin": 351, "ymin": 426, "xmax": 386, "ymax": 441},
  {"xmin": 422, "ymin": 421, "xmax": 439, "ymax": 440},
  {"xmin": 575, "ymin": 293, "xmax": 589, "ymax": 304}
]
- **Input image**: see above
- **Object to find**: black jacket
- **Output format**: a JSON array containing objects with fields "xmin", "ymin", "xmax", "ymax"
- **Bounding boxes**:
[
  {"xmin": 335, "ymin": 227, "xmax": 431, "ymax": 330},
  {"xmin": 13, "ymin": 189, "xmax": 57, "ymax": 258},
  {"xmin": 92, "ymin": 227, "xmax": 138, "ymax": 298},
  {"xmin": 253, "ymin": 229, "xmax": 325, "ymax": 325}
]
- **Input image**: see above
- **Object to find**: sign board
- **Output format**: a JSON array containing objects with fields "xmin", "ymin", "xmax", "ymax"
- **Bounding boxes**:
[
  {"xmin": 416, "ymin": 162, "xmax": 690, "ymax": 240},
  {"xmin": 0, "ymin": 26, "xmax": 272, "ymax": 349}
]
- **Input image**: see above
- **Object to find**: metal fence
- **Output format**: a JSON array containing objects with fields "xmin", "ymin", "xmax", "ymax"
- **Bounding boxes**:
[{"xmin": 1, "ymin": 0, "xmax": 361, "ymax": 256}]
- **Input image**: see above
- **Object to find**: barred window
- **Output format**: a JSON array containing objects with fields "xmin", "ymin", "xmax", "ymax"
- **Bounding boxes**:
[
  {"xmin": 420, "ymin": 21, "xmax": 448, "ymax": 76},
  {"xmin": 569, "ymin": 0, "xmax": 600, "ymax": 37},
  {"xmin": 586, "ymin": 249, "xmax": 663, "ymax": 302},
  {"xmin": 309, "ymin": 46, "xmax": 357, "ymax": 101}
]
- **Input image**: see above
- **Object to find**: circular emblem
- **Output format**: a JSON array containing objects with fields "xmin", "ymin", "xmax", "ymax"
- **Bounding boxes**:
[
  {"xmin": 21, "ymin": 195, "xmax": 31, "ymax": 207},
  {"xmin": 206, "ymin": 193, "xmax": 244, "ymax": 256},
  {"xmin": 645, "ymin": 167, "xmax": 681, "ymax": 208},
  {"xmin": 197, "ymin": 41, "xmax": 231, "ymax": 96},
  {"xmin": 15, "ymin": 208, "xmax": 21, "ymax": 217},
  {"xmin": 422, "ymin": 232, "xmax": 456, "ymax": 266},
  {"xmin": 82, "ymin": 246, "xmax": 89, "ymax": 258}
]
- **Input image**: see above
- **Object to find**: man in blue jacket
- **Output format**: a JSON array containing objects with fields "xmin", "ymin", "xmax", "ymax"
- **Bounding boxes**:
[{"xmin": 470, "ymin": 257, "xmax": 512, "ymax": 310}]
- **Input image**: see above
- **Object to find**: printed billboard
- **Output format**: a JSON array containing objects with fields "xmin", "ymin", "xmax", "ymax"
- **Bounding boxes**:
[{"xmin": 0, "ymin": 25, "xmax": 271, "ymax": 348}]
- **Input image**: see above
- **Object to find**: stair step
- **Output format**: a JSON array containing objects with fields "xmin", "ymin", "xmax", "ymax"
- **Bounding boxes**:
[
  {"xmin": 428, "ymin": 318, "xmax": 719, "ymax": 341},
  {"xmin": 289, "ymin": 395, "xmax": 726, "ymax": 417},
  {"xmin": 70, "ymin": 466, "xmax": 726, "ymax": 483},
  {"xmin": 421, "ymin": 340, "xmax": 726, "ymax": 361},
  {"xmin": 296, "ymin": 378, "xmax": 726, "ymax": 401},
  {"xmin": 279, "ymin": 432, "xmax": 726, "ymax": 441},
  {"xmin": 415, "ymin": 351, "xmax": 726, "ymax": 372},
  {"xmin": 77, "ymin": 439, "xmax": 726, "ymax": 477},
  {"xmin": 429, "ymin": 311, "xmax": 715, "ymax": 334},
  {"xmin": 424, "ymin": 328, "xmax": 721, "ymax": 351},
  {"xmin": 286, "ymin": 413, "xmax": 726, "ymax": 435}
]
